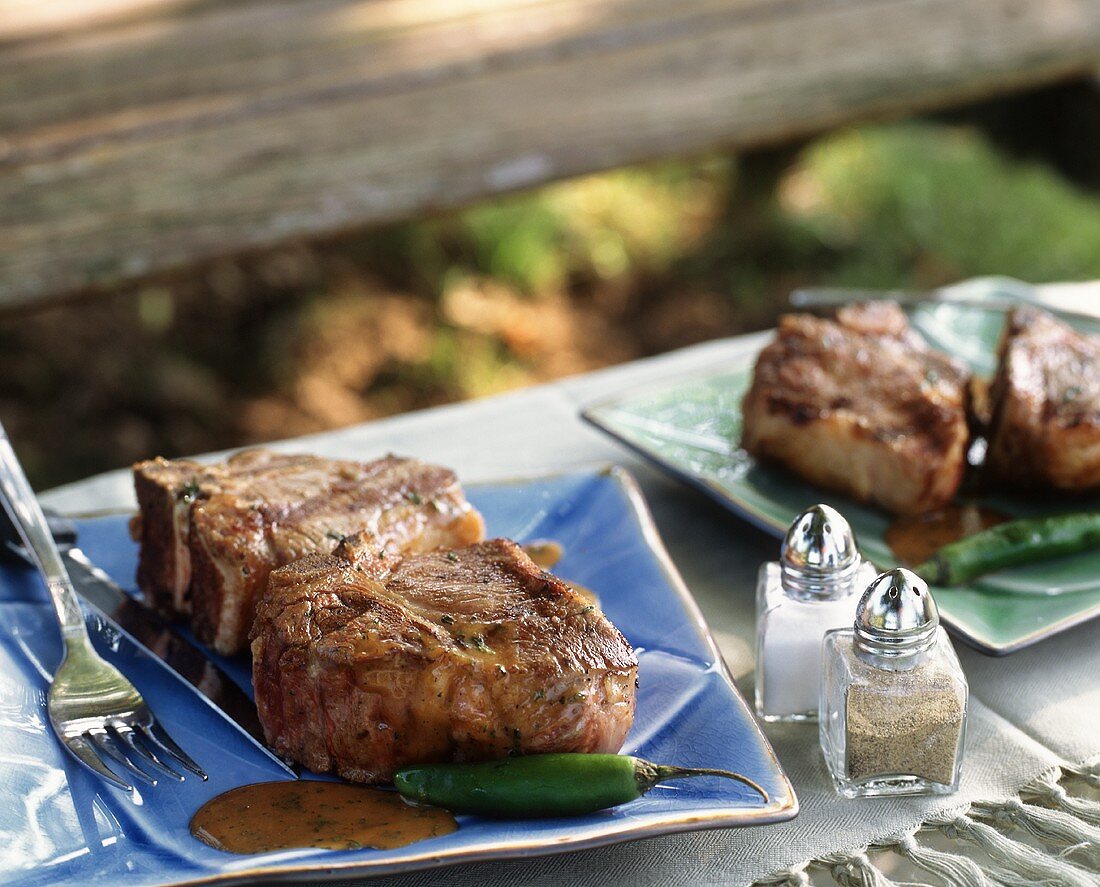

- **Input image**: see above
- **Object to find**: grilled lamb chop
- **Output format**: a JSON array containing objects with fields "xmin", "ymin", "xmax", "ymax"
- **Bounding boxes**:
[
  {"xmin": 741, "ymin": 302, "xmax": 970, "ymax": 515},
  {"xmin": 132, "ymin": 450, "xmax": 485, "ymax": 654},
  {"xmin": 251, "ymin": 537, "xmax": 637, "ymax": 783},
  {"xmin": 985, "ymin": 306, "xmax": 1100, "ymax": 491}
]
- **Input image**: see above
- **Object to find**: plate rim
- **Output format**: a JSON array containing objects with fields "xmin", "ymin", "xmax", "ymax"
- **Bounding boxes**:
[
  {"xmin": 581, "ymin": 354, "xmax": 1100, "ymax": 658},
  {"xmin": 49, "ymin": 464, "xmax": 798, "ymax": 887}
]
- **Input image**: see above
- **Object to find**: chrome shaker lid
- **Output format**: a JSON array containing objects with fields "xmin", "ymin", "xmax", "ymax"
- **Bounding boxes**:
[
  {"xmin": 780, "ymin": 504, "xmax": 861, "ymax": 596},
  {"xmin": 854, "ymin": 567, "xmax": 938, "ymax": 658}
]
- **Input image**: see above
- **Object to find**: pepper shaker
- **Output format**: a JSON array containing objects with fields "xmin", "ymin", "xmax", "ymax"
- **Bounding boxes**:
[
  {"xmin": 755, "ymin": 504, "xmax": 877, "ymax": 722},
  {"xmin": 819, "ymin": 568, "xmax": 968, "ymax": 798}
]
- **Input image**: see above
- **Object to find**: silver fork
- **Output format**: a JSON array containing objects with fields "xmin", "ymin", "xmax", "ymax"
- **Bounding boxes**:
[{"xmin": 0, "ymin": 423, "xmax": 206, "ymax": 791}]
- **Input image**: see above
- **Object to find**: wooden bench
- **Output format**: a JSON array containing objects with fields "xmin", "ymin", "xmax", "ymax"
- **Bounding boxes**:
[{"xmin": 3, "ymin": 0, "xmax": 1100, "ymax": 309}]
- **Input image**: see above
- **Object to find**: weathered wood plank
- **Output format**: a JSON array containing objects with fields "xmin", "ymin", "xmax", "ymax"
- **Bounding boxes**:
[{"xmin": 2, "ymin": 0, "xmax": 1099, "ymax": 307}]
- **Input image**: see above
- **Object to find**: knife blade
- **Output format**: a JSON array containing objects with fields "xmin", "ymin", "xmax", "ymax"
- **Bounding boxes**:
[{"xmin": 0, "ymin": 506, "xmax": 295, "ymax": 777}]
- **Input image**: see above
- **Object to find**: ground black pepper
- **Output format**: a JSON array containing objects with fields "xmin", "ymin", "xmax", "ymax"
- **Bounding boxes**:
[{"xmin": 845, "ymin": 668, "xmax": 965, "ymax": 784}]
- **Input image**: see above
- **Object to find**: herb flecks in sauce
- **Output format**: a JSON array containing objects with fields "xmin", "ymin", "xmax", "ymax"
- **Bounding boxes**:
[
  {"xmin": 886, "ymin": 505, "xmax": 1010, "ymax": 567},
  {"xmin": 190, "ymin": 781, "xmax": 457, "ymax": 855}
]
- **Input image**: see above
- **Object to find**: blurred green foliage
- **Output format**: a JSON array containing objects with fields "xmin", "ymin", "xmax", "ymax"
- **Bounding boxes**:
[
  {"xmin": 359, "ymin": 120, "xmax": 1100, "ymax": 311},
  {"xmin": 789, "ymin": 124, "xmax": 1100, "ymax": 286},
  {"xmin": 338, "ymin": 161, "xmax": 731, "ymax": 298},
  {"xmin": 446, "ymin": 161, "xmax": 732, "ymax": 293}
]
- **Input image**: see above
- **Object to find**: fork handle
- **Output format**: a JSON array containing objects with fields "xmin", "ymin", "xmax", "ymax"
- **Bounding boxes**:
[{"xmin": 0, "ymin": 423, "xmax": 89, "ymax": 643}]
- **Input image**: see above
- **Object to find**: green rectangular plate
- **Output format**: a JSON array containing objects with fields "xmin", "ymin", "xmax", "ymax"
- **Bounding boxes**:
[{"xmin": 583, "ymin": 300, "xmax": 1100, "ymax": 655}]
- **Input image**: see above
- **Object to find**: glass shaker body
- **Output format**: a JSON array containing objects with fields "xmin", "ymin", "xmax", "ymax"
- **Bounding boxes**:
[
  {"xmin": 755, "ymin": 561, "xmax": 876, "ymax": 722},
  {"xmin": 819, "ymin": 626, "xmax": 967, "ymax": 798}
]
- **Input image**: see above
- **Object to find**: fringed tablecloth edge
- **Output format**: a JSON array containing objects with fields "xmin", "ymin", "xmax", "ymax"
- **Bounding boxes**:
[{"xmin": 752, "ymin": 756, "xmax": 1100, "ymax": 886}]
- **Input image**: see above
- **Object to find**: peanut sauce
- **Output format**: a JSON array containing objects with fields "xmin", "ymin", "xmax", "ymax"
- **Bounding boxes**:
[
  {"xmin": 190, "ymin": 781, "xmax": 456, "ymax": 854},
  {"xmin": 886, "ymin": 504, "xmax": 1010, "ymax": 566}
]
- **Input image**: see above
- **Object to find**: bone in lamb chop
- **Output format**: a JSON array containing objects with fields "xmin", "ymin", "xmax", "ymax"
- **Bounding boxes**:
[
  {"xmin": 985, "ymin": 305, "xmax": 1100, "ymax": 492},
  {"xmin": 251, "ymin": 536, "xmax": 638, "ymax": 783},
  {"xmin": 131, "ymin": 449, "xmax": 485, "ymax": 654},
  {"xmin": 740, "ymin": 302, "xmax": 971, "ymax": 515}
]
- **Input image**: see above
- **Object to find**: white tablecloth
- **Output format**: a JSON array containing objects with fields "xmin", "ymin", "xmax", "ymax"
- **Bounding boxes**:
[{"xmin": 43, "ymin": 292, "xmax": 1100, "ymax": 886}]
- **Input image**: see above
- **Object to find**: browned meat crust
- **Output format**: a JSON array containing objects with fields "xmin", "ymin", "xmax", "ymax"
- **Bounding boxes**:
[
  {"xmin": 985, "ymin": 306, "xmax": 1100, "ymax": 491},
  {"xmin": 132, "ymin": 449, "xmax": 485, "ymax": 654},
  {"xmin": 741, "ymin": 302, "xmax": 971, "ymax": 515},
  {"xmin": 251, "ymin": 538, "xmax": 638, "ymax": 783}
]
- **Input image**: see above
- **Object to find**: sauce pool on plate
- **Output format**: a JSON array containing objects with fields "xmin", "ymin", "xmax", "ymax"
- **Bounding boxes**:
[
  {"xmin": 886, "ymin": 504, "xmax": 1010, "ymax": 566},
  {"xmin": 190, "ymin": 781, "xmax": 457, "ymax": 854}
]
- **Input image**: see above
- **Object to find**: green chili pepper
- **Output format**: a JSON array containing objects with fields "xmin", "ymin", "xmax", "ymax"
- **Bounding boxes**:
[
  {"xmin": 393, "ymin": 753, "xmax": 768, "ymax": 818},
  {"xmin": 914, "ymin": 511, "xmax": 1100, "ymax": 586}
]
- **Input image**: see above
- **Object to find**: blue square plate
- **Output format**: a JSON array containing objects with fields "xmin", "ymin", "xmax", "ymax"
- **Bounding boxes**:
[{"xmin": 3, "ymin": 466, "xmax": 796, "ymax": 886}]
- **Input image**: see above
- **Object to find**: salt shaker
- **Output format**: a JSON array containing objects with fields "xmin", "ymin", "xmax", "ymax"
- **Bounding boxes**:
[
  {"xmin": 755, "ymin": 504, "xmax": 877, "ymax": 722},
  {"xmin": 819, "ymin": 568, "xmax": 968, "ymax": 798}
]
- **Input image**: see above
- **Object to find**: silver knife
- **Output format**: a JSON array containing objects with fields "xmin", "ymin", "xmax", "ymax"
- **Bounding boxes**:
[{"xmin": 1, "ymin": 508, "xmax": 295, "ymax": 777}]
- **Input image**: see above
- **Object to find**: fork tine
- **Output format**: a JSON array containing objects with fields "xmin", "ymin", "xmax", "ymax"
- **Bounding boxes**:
[
  {"xmin": 87, "ymin": 730, "xmax": 158, "ymax": 786},
  {"xmin": 113, "ymin": 725, "xmax": 184, "ymax": 782},
  {"xmin": 142, "ymin": 721, "xmax": 207, "ymax": 780},
  {"xmin": 65, "ymin": 733, "xmax": 133, "ymax": 791}
]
